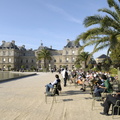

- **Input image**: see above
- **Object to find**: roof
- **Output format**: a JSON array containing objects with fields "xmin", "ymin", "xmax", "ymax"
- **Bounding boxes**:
[
  {"xmin": 64, "ymin": 40, "xmax": 81, "ymax": 48},
  {"xmin": 0, "ymin": 41, "xmax": 19, "ymax": 49},
  {"xmin": 97, "ymin": 54, "xmax": 108, "ymax": 59},
  {"xmin": 38, "ymin": 43, "xmax": 56, "ymax": 51},
  {"xmin": 18, "ymin": 46, "xmax": 26, "ymax": 51}
]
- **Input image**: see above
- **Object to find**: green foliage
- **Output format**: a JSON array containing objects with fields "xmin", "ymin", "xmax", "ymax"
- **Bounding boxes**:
[
  {"xmin": 110, "ymin": 43, "xmax": 120, "ymax": 68},
  {"xmin": 88, "ymin": 64, "xmax": 94, "ymax": 69},
  {"xmin": 91, "ymin": 67, "xmax": 99, "ymax": 72},
  {"xmin": 75, "ymin": 51, "xmax": 90, "ymax": 68},
  {"xmin": 101, "ymin": 58, "xmax": 112, "ymax": 71},
  {"xmin": 21, "ymin": 65, "xmax": 25, "ymax": 69},
  {"xmin": 109, "ymin": 68, "xmax": 118, "ymax": 76},
  {"xmin": 75, "ymin": 64, "xmax": 81, "ymax": 69},
  {"xmin": 37, "ymin": 49, "xmax": 52, "ymax": 69}
]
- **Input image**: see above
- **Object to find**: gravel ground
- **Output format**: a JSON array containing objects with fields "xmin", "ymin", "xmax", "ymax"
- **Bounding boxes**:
[{"xmin": 0, "ymin": 72, "xmax": 119, "ymax": 120}]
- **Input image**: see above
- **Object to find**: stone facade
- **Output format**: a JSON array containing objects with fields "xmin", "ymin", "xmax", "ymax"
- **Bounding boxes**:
[
  {"xmin": 0, "ymin": 40, "xmax": 36, "ymax": 70},
  {"xmin": 36, "ymin": 39, "xmax": 82, "ymax": 70},
  {"xmin": 0, "ymin": 40, "xmax": 82, "ymax": 71}
]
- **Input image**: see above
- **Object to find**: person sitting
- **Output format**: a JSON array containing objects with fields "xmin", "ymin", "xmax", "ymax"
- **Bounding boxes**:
[
  {"xmin": 45, "ymin": 74, "xmax": 61, "ymax": 95},
  {"xmin": 93, "ymin": 75, "xmax": 104, "ymax": 94},
  {"xmin": 100, "ymin": 90, "xmax": 120, "ymax": 116},
  {"xmin": 94, "ymin": 74, "xmax": 113, "ymax": 97}
]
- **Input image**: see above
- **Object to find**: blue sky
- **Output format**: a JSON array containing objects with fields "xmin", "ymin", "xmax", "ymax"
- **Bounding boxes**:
[{"xmin": 0, "ymin": 0, "xmax": 109, "ymax": 58}]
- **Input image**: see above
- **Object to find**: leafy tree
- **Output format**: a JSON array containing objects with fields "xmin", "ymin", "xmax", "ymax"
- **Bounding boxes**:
[
  {"xmin": 21, "ymin": 65, "xmax": 25, "ymax": 69},
  {"xmin": 37, "ymin": 49, "xmax": 52, "ymax": 70},
  {"xmin": 75, "ymin": 52, "xmax": 90, "ymax": 68},
  {"xmin": 101, "ymin": 57, "xmax": 112, "ymax": 71},
  {"xmin": 110, "ymin": 43, "xmax": 120, "ymax": 68},
  {"xmin": 7, "ymin": 65, "xmax": 11, "ymax": 71},
  {"xmin": 75, "ymin": 0, "xmax": 120, "ymax": 59}
]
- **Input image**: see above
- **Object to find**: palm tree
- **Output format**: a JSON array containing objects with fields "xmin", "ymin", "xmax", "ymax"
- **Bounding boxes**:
[
  {"xmin": 75, "ymin": 0, "xmax": 120, "ymax": 58},
  {"xmin": 75, "ymin": 52, "xmax": 90, "ymax": 68},
  {"xmin": 110, "ymin": 43, "xmax": 120, "ymax": 68},
  {"xmin": 101, "ymin": 57, "xmax": 112, "ymax": 71},
  {"xmin": 37, "ymin": 49, "xmax": 52, "ymax": 70}
]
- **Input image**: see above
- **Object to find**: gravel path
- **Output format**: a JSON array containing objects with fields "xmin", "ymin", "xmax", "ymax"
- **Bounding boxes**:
[{"xmin": 0, "ymin": 72, "xmax": 119, "ymax": 120}]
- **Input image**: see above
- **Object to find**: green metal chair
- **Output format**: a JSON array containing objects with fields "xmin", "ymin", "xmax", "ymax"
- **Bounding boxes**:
[
  {"xmin": 112, "ymin": 100, "xmax": 120, "ymax": 118},
  {"xmin": 45, "ymin": 85, "xmax": 57, "ymax": 104}
]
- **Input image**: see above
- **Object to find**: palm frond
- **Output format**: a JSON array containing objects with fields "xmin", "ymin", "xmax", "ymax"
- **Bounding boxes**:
[
  {"xmin": 98, "ymin": 8, "xmax": 119, "ymax": 22},
  {"xmin": 107, "ymin": 0, "xmax": 120, "ymax": 17},
  {"xmin": 101, "ymin": 15, "xmax": 120, "ymax": 30},
  {"xmin": 83, "ymin": 15, "xmax": 103, "ymax": 27}
]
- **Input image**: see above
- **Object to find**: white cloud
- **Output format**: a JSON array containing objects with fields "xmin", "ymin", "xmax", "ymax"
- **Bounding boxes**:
[{"xmin": 46, "ymin": 3, "xmax": 82, "ymax": 24}]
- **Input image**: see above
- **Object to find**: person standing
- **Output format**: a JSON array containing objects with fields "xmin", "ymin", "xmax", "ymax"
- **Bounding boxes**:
[{"xmin": 61, "ymin": 68, "xmax": 68, "ymax": 87}]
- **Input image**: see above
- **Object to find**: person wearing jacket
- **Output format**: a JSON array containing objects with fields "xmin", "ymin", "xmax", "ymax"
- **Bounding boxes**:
[
  {"xmin": 95, "ymin": 74, "xmax": 113, "ymax": 97},
  {"xmin": 100, "ymin": 91, "xmax": 120, "ymax": 116}
]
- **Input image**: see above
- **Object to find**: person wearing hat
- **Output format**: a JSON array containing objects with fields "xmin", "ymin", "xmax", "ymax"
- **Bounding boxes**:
[{"xmin": 100, "ymin": 90, "xmax": 120, "ymax": 116}]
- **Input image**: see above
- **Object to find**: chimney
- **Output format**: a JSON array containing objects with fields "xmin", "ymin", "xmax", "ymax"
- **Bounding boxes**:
[
  {"xmin": 12, "ymin": 40, "xmax": 15, "ymax": 44},
  {"xmin": 41, "ymin": 43, "xmax": 43, "ymax": 46},
  {"xmin": 2, "ymin": 40, "xmax": 5, "ymax": 44},
  {"xmin": 67, "ymin": 39, "xmax": 70, "ymax": 43},
  {"xmin": 22, "ymin": 45, "xmax": 25, "ymax": 48}
]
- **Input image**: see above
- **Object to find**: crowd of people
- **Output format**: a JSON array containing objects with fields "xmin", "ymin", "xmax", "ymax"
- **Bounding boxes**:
[{"xmin": 46, "ymin": 68, "xmax": 120, "ymax": 116}]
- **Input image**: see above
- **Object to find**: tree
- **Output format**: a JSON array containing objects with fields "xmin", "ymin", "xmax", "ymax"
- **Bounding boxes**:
[
  {"xmin": 101, "ymin": 57, "xmax": 112, "ymax": 71},
  {"xmin": 110, "ymin": 43, "xmax": 120, "ymax": 68},
  {"xmin": 7, "ymin": 65, "xmax": 11, "ymax": 71},
  {"xmin": 75, "ymin": 0, "xmax": 120, "ymax": 58},
  {"xmin": 37, "ymin": 49, "xmax": 52, "ymax": 70},
  {"xmin": 21, "ymin": 65, "xmax": 25, "ymax": 71},
  {"xmin": 75, "ymin": 52, "xmax": 90, "ymax": 68}
]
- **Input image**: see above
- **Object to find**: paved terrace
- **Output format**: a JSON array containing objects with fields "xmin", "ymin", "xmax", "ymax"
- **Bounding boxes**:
[{"xmin": 0, "ymin": 72, "xmax": 119, "ymax": 120}]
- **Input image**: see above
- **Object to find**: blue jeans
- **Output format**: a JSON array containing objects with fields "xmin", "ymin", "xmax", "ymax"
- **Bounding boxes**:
[
  {"xmin": 46, "ymin": 84, "xmax": 53, "ymax": 93},
  {"xmin": 95, "ymin": 88, "xmax": 105, "ymax": 97}
]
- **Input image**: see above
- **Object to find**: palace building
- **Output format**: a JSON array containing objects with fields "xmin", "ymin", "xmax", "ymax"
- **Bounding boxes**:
[{"xmin": 0, "ymin": 39, "xmax": 82, "ymax": 71}]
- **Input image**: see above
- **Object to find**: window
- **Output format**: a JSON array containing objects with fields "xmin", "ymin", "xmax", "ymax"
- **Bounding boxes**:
[
  {"xmin": 3, "ymin": 58, "xmax": 5, "ymax": 62},
  {"xmin": 54, "ymin": 59, "xmax": 56, "ymax": 62},
  {"xmin": 60, "ymin": 59, "xmax": 62, "ymax": 62},
  {"xmin": 72, "ymin": 51, "xmax": 75, "ymax": 54},
  {"xmin": 8, "ymin": 58, "xmax": 11, "ymax": 62},
  {"xmin": 66, "ymin": 58, "xmax": 69, "ymax": 62},
  {"xmin": 66, "ymin": 51, "xmax": 68, "ymax": 55},
  {"xmin": 8, "ymin": 51, "xmax": 11, "ymax": 55},
  {"xmin": 26, "ymin": 60, "xmax": 28, "ymax": 63},
  {"xmin": 72, "ymin": 57, "xmax": 75, "ymax": 62},
  {"xmin": 3, "ymin": 51, "xmax": 6, "ymax": 55}
]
